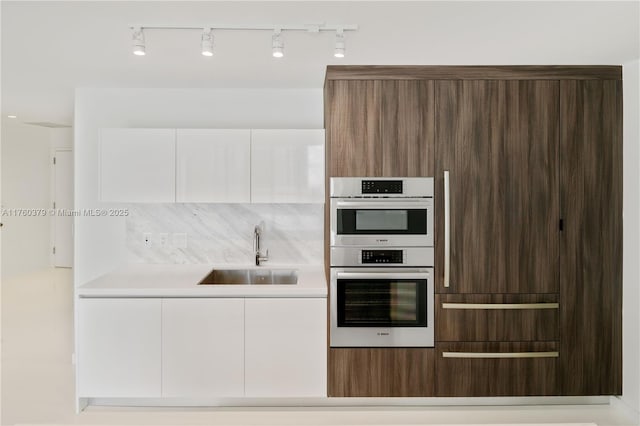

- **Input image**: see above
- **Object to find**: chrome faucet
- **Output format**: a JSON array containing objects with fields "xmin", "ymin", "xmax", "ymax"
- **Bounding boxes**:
[{"xmin": 254, "ymin": 225, "xmax": 269, "ymax": 266}]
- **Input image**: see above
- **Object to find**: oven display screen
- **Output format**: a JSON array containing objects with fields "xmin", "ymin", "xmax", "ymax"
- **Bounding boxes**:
[
  {"xmin": 337, "ymin": 279, "xmax": 427, "ymax": 327},
  {"xmin": 355, "ymin": 210, "xmax": 408, "ymax": 231}
]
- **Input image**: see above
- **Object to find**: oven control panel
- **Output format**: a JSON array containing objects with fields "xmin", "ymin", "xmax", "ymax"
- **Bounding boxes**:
[
  {"xmin": 361, "ymin": 180, "xmax": 403, "ymax": 194},
  {"xmin": 330, "ymin": 247, "xmax": 434, "ymax": 268},
  {"xmin": 361, "ymin": 249, "xmax": 403, "ymax": 264}
]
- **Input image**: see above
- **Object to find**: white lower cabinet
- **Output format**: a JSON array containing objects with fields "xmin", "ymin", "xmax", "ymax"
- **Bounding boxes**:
[
  {"xmin": 78, "ymin": 298, "xmax": 162, "ymax": 397},
  {"xmin": 79, "ymin": 296, "xmax": 327, "ymax": 399},
  {"xmin": 244, "ymin": 298, "xmax": 327, "ymax": 397},
  {"xmin": 161, "ymin": 298, "xmax": 245, "ymax": 397}
]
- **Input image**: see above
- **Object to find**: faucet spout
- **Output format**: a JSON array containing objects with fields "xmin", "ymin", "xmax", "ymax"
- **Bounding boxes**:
[{"xmin": 254, "ymin": 225, "xmax": 268, "ymax": 266}]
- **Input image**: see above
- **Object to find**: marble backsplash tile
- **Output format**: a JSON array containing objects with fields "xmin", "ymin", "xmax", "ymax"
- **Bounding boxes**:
[{"xmin": 126, "ymin": 204, "xmax": 324, "ymax": 265}]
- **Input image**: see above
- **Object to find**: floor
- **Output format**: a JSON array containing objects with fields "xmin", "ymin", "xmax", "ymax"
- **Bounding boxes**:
[{"xmin": 1, "ymin": 267, "xmax": 638, "ymax": 426}]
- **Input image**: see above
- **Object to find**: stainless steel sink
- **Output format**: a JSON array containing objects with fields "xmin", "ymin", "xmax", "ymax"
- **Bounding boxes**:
[{"xmin": 198, "ymin": 268, "xmax": 298, "ymax": 285}]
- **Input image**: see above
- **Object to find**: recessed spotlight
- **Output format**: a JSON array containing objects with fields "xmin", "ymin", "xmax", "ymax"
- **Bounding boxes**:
[
  {"xmin": 7, "ymin": 115, "xmax": 17, "ymax": 119},
  {"xmin": 272, "ymin": 29, "xmax": 284, "ymax": 58},
  {"xmin": 132, "ymin": 27, "xmax": 146, "ymax": 56},
  {"xmin": 334, "ymin": 30, "xmax": 345, "ymax": 58},
  {"xmin": 201, "ymin": 28, "xmax": 213, "ymax": 57}
]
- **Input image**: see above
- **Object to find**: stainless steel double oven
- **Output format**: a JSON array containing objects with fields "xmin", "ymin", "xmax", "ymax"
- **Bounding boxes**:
[{"xmin": 329, "ymin": 177, "xmax": 435, "ymax": 347}]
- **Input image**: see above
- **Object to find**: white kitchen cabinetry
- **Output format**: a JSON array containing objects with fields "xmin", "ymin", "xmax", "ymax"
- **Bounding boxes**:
[
  {"xmin": 176, "ymin": 129, "xmax": 251, "ymax": 203},
  {"xmin": 161, "ymin": 298, "xmax": 245, "ymax": 397},
  {"xmin": 99, "ymin": 128, "xmax": 176, "ymax": 202},
  {"xmin": 78, "ymin": 298, "xmax": 161, "ymax": 397},
  {"xmin": 250, "ymin": 129, "xmax": 325, "ymax": 203},
  {"xmin": 244, "ymin": 298, "xmax": 327, "ymax": 397}
]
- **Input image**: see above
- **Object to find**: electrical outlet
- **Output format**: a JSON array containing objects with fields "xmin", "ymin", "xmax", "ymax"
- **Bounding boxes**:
[
  {"xmin": 172, "ymin": 233, "xmax": 187, "ymax": 249},
  {"xmin": 143, "ymin": 233, "xmax": 152, "ymax": 247},
  {"xmin": 159, "ymin": 233, "xmax": 169, "ymax": 247}
]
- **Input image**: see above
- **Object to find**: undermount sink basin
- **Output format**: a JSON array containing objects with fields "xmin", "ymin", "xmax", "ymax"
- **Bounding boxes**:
[{"xmin": 198, "ymin": 268, "xmax": 298, "ymax": 285}]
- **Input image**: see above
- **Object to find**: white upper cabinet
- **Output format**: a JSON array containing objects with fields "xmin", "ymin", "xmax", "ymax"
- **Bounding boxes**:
[
  {"xmin": 176, "ymin": 129, "xmax": 251, "ymax": 203},
  {"xmin": 250, "ymin": 129, "xmax": 325, "ymax": 203},
  {"xmin": 99, "ymin": 128, "xmax": 325, "ymax": 203},
  {"xmin": 99, "ymin": 128, "xmax": 176, "ymax": 203}
]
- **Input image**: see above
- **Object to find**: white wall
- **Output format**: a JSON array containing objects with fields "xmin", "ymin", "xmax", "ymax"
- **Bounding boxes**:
[
  {"xmin": 50, "ymin": 128, "xmax": 72, "ymax": 150},
  {"xmin": 1, "ymin": 121, "xmax": 53, "ymax": 278},
  {"xmin": 74, "ymin": 88, "xmax": 322, "ymax": 286},
  {"xmin": 621, "ymin": 59, "xmax": 640, "ymax": 422}
]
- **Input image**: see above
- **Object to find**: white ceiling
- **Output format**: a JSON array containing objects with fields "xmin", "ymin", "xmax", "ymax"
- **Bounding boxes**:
[{"xmin": 2, "ymin": 1, "xmax": 639, "ymax": 125}]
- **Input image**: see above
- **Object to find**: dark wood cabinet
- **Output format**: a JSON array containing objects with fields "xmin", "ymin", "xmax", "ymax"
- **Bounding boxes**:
[
  {"xmin": 434, "ymin": 80, "xmax": 560, "ymax": 294},
  {"xmin": 436, "ymin": 342, "xmax": 559, "ymax": 397},
  {"xmin": 325, "ymin": 79, "xmax": 434, "ymax": 177},
  {"xmin": 325, "ymin": 80, "xmax": 382, "ymax": 177},
  {"xmin": 380, "ymin": 80, "xmax": 434, "ymax": 176},
  {"xmin": 559, "ymin": 80, "xmax": 623, "ymax": 395},
  {"xmin": 324, "ymin": 66, "xmax": 622, "ymax": 398},
  {"xmin": 328, "ymin": 348, "xmax": 435, "ymax": 397}
]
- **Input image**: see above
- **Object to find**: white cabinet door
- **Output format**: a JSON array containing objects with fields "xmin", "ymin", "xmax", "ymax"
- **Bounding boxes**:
[
  {"xmin": 250, "ymin": 129, "xmax": 325, "ymax": 203},
  {"xmin": 99, "ymin": 128, "xmax": 176, "ymax": 202},
  {"xmin": 176, "ymin": 129, "xmax": 251, "ymax": 203},
  {"xmin": 162, "ymin": 298, "xmax": 245, "ymax": 397},
  {"xmin": 245, "ymin": 298, "xmax": 327, "ymax": 397},
  {"xmin": 78, "ymin": 298, "xmax": 161, "ymax": 397}
]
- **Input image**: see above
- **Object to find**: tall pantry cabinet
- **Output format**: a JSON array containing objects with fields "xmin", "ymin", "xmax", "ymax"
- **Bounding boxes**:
[
  {"xmin": 324, "ymin": 66, "xmax": 622, "ymax": 397},
  {"xmin": 324, "ymin": 78, "xmax": 436, "ymax": 397},
  {"xmin": 559, "ymin": 80, "xmax": 623, "ymax": 395}
]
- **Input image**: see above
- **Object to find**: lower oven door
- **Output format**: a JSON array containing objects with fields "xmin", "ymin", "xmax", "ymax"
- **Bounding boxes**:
[{"xmin": 330, "ymin": 268, "xmax": 434, "ymax": 347}]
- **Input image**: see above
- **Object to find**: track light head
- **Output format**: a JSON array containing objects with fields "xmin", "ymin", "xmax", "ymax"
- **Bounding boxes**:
[
  {"xmin": 132, "ymin": 27, "xmax": 146, "ymax": 56},
  {"xmin": 334, "ymin": 29, "xmax": 345, "ymax": 58},
  {"xmin": 272, "ymin": 29, "xmax": 284, "ymax": 58},
  {"xmin": 201, "ymin": 28, "xmax": 213, "ymax": 57}
]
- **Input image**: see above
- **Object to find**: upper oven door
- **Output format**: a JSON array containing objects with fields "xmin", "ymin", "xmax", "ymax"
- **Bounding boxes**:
[{"xmin": 330, "ymin": 198, "xmax": 433, "ymax": 247}]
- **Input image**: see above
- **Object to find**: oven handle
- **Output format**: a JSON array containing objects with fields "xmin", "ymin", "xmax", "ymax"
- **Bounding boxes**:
[
  {"xmin": 334, "ymin": 200, "xmax": 431, "ymax": 210},
  {"xmin": 336, "ymin": 271, "xmax": 430, "ymax": 280}
]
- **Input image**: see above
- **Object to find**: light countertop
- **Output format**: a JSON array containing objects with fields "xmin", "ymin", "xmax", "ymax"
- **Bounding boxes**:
[{"xmin": 78, "ymin": 263, "xmax": 327, "ymax": 298}]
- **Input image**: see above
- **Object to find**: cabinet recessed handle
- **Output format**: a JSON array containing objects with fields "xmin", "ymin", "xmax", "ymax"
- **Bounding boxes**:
[
  {"xmin": 442, "ymin": 302, "xmax": 559, "ymax": 310},
  {"xmin": 444, "ymin": 170, "xmax": 450, "ymax": 288},
  {"xmin": 442, "ymin": 351, "xmax": 559, "ymax": 359}
]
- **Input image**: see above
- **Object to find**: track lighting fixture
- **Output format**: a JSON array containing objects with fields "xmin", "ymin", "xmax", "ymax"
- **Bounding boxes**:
[
  {"xmin": 129, "ymin": 24, "xmax": 357, "ymax": 58},
  {"xmin": 272, "ymin": 29, "xmax": 284, "ymax": 58},
  {"xmin": 334, "ymin": 29, "xmax": 345, "ymax": 58},
  {"xmin": 131, "ymin": 27, "xmax": 146, "ymax": 56},
  {"xmin": 201, "ymin": 28, "xmax": 214, "ymax": 57}
]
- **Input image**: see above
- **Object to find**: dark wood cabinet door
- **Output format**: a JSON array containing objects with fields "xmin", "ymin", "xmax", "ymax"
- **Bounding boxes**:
[
  {"xmin": 380, "ymin": 80, "xmax": 434, "ymax": 176},
  {"xmin": 328, "ymin": 348, "xmax": 435, "ymax": 397},
  {"xmin": 436, "ymin": 342, "xmax": 559, "ymax": 396},
  {"xmin": 325, "ymin": 80, "xmax": 382, "ymax": 177},
  {"xmin": 559, "ymin": 80, "xmax": 622, "ymax": 395},
  {"xmin": 325, "ymin": 79, "xmax": 435, "ymax": 177},
  {"xmin": 435, "ymin": 80, "xmax": 560, "ymax": 294}
]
